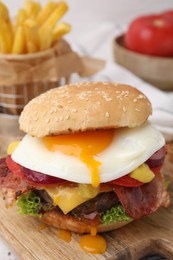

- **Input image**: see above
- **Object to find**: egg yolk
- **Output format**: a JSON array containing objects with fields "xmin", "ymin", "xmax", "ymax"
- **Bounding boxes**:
[{"xmin": 43, "ymin": 129, "xmax": 114, "ymax": 187}]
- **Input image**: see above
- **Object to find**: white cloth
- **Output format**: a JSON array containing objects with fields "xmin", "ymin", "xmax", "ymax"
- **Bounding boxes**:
[{"xmin": 67, "ymin": 23, "xmax": 173, "ymax": 142}]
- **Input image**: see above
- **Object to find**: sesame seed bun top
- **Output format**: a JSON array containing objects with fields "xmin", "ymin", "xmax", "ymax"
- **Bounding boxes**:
[{"xmin": 19, "ymin": 82, "xmax": 152, "ymax": 137}]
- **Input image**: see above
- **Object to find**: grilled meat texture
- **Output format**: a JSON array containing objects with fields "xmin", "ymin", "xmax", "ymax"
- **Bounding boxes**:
[{"xmin": 72, "ymin": 191, "xmax": 119, "ymax": 216}]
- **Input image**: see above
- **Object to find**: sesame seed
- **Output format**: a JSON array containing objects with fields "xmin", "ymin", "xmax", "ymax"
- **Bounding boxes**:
[
  {"xmin": 34, "ymin": 117, "xmax": 38, "ymax": 121},
  {"xmin": 105, "ymin": 112, "xmax": 110, "ymax": 118},
  {"xmin": 55, "ymin": 118, "xmax": 59, "ymax": 122},
  {"xmin": 106, "ymin": 97, "xmax": 112, "ymax": 101},
  {"xmin": 116, "ymin": 91, "xmax": 129, "ymax": 100},
  {"xmin": 137, "ymin": 94, "xmax": 145, "ymax": 99},
  {"xmin": 123, "ymin": 106, "xmax": 127, "ymax": 112},
  {"xmin": 72, "ymin": 108, "xmax": 77, "ymax": 113},
  {"xmin": 46, "ymin": 118, "xmax": 50, "ymax": 123},
  {"xmin": 135, "ymin": 108, "xmax": 140, "ymax": 112},
  {"xmin": 65, "ymin": 115, "xmax": 70, "ymax": 120},
  {"xmin": 133, "ymin": 99, "xmax": 137, "ymax": 102}
]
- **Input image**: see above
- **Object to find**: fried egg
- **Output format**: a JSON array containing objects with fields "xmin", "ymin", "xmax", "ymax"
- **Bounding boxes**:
[{"xmin": 12, "ymin": 122, "xmax": 165, "ymax": 187}]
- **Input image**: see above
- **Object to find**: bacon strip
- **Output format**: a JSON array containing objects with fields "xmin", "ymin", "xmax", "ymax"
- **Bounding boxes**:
[
  {"xmin": 0, "ymin": 157, "xmax": 31, "ymax": 207},
  {"xmin": 113, "ymin": 173, "xmax": 170, "ymax": 219},
  {"xmin": 0, "ymin": 158, "xmax": 29, "ymax": 191}
]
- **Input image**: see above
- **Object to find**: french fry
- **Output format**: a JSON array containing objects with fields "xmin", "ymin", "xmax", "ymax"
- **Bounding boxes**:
[
  {"xmin": 16, "ymin": 9, "xmax": 27, "ymax": 28},
  {"xmin": 5, "ymin": 23, "xmax": 13, "ymax": 53},
  {"xmin": 36, "ymin": 1, "xmax": 57, "ymax": 26},
  {"xmin": 40, "ymin": 1, "xmax": 68, "ymax": 34},
  {"xmin": 0, "ymin": 34, "xmax": 7, "ymax": 54},
  {"xmin": 24, "ymin": 18, "xmax": 39, "ymax": 51},
  {"xmin": 0, "ymin": 1, "xmax": 13, "ymax": 53},
  {"xmin": 27, "ymin": 41, "xmax": 37, "ymax": 53},
  {"xmin": 52, "ymin": 22, "xmax": 71, "ymax": 43},
  {"xmin": 31, "ymin": 2, "xmax": 41, "ymax": 19},
  {"xmin": 24, "ymin": 0, "xmax": 41, "ymax": 19},
  {"xmin": 0, "ymin": 17, "xmax": 12, "ymax": 53},
  {"xmin": 12, "ymin": 26, "xmax": 25, "ymax": 54},
  {"xmin": 39, "ymin": 25, "xmax": 53, "ymax": 51},
  {"xmin": 23, "ymin": 0, "xmax": 32, "ymax": 15},
  {"xmin": 0, "ymin": 1, "xmax": 10, "ymax": 22}
]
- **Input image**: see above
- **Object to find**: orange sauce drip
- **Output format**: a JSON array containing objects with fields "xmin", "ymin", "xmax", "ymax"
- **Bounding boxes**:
[
  {"xmin": 90, "ymin": 226, "xmax": 97, "ymax": 236},
  {"xmin": 79, "ymin": 234, "xmax": 107, "ymax": 254},
  {"xmin": 38, "ymin": 223, "xmax": 46, "ymax": 231},
  {"xmin": 43, "ymin": 129, "xmax": 114, "ymax": 187},
  {"xmin": 58, "ymin": 229, "xmax": 72, "ymax": 243}
]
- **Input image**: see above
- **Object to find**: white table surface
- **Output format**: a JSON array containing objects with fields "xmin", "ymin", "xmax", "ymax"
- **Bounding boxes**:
[
  {"xmin": 1, "ymin": 0, "xmax": 173, "ymax": 259},
  {"xmin": 0, "ymin": 240, "xmax": 17, "ymax": 260}
]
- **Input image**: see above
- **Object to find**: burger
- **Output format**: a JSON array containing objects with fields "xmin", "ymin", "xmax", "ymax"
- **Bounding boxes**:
[{"xmin": 0, "ymin": 82, "xmax": 170, "ymax": 233}]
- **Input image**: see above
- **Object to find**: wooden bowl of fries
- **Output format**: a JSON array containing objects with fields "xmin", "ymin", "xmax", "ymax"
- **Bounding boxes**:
[{"xmin": 0, "ymin": 0, "xmax": 80, "ymax": 116}]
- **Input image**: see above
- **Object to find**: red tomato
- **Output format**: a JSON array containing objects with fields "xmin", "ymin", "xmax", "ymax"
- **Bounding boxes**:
[
  {"xmin": 124, "ymin": 12, "xmax": 173, "ymax": 57},
  {"xmin": 6, "ymin": 155, "xmax": 24, "ymax": 178},
  {"xmin": 6, "ymin": 155, "xmax": 66, "ymax": 185},
  {"xmin": 110, "ymin": 174, "xmax": 143, "ymax": 187},
  {"xmin": 110, "ymin": 166, "xmax": 161, "ymax": 187},
  {"xmin": 162, "ymin": 10, "xmax": 173, "ymax": 22}
]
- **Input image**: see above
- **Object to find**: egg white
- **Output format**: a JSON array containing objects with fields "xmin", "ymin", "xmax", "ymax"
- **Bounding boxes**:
[{"xmin": 12, "ymin": 122, "xmax": 165, "ymax": 184}]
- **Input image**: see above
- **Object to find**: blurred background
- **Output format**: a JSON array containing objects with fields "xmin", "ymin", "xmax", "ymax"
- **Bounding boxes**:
[{"xmin": 4, "ymin": 0, "xmax": 173, "ymax": 45}]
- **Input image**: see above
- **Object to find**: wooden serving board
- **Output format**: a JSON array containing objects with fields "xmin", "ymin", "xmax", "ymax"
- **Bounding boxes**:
[{"xmin": 0, "ymin": 144, "xmax": 173, "ymax": 260}]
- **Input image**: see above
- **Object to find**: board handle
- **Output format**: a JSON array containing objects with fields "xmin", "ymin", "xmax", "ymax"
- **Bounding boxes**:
[{"xmin": 117, "ymin": 238, "xmax": 173, "ymax": 260}]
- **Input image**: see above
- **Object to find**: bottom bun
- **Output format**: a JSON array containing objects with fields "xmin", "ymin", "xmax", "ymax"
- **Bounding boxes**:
[{"xmin": 41, "ymin": 211, "xmax": 133, "ymax": 233}]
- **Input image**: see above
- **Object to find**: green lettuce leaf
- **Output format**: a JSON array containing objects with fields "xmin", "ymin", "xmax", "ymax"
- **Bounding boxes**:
[
  {"xmin": 100, "ymin": 205, "xmax": 131, "ymax": 225},
  {"xmin": 17, "ymin": 191, "xmax": 52, "ymax": 216}
]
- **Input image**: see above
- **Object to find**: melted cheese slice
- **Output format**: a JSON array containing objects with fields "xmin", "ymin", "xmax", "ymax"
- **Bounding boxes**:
[
  {"xmin": 46, "ymin": 184, "xmax": 112, "ymax": 214},
  {"xmin": 46, "ymin": 184, "xmax": 100, "ymax": 214}
]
